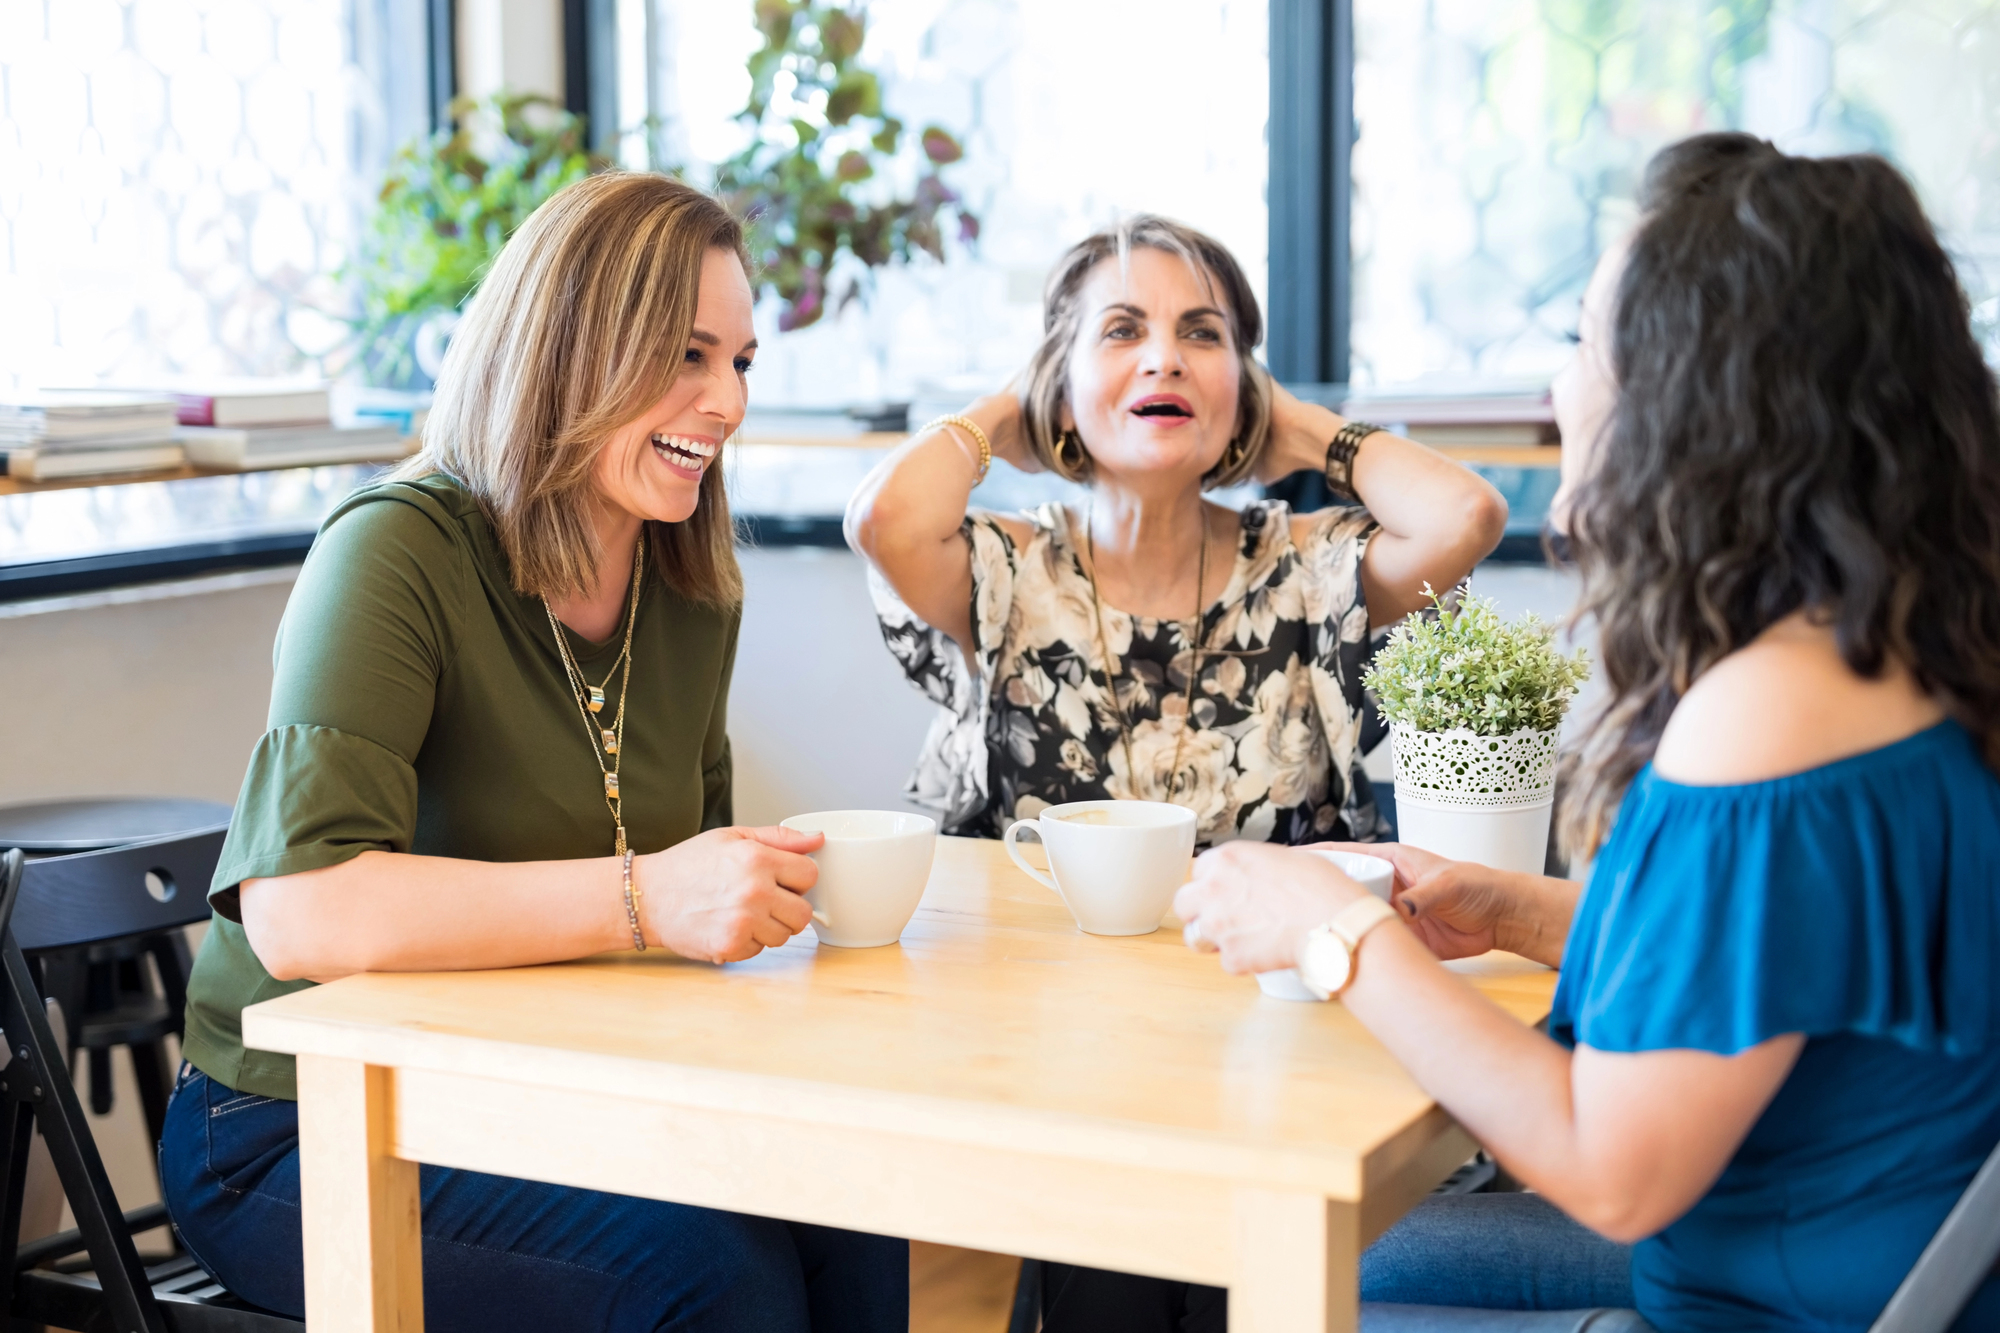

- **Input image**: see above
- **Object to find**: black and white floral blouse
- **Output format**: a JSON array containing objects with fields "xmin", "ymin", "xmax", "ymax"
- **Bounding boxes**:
[{"xmin": 868, "ymin": 500, "xmax": 1388, "ymax": 847}]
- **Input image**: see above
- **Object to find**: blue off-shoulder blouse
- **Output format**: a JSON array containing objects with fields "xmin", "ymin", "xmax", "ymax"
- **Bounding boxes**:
[{"xmin": 1550, "ymin": 720, "xmax": 2000, "ymax": 1331}]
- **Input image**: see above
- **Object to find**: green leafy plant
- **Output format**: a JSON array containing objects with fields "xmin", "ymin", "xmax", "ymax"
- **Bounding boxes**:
[
  {"xmin": 345, "ymin": 94, "xmax": 607, "ymax": 387},
  {"xmin": 713, "ymin": 0, "xmax": 979, "ymax": 331},
  {"xmin": 1365, "ymin": 589, "xmax": 1591, "ymax": 736}
]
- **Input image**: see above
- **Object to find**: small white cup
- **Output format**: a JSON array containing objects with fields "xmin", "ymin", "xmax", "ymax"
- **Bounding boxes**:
[
  {"xmin": 1257, "ymin": 849, "xmax": 1397, "ymax": 1001},
  {"xmin": 1004, "ymin": 799, "xmax": 1196, "ymax": 936},
  {"xmin": 779, "ymin": 810, "xmax": 938, "ymax": 948}
]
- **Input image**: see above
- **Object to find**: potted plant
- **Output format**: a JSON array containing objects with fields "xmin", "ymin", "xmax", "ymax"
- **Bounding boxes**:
[
  {"xmin": 344, "ymin": 94, "xmax": 606, "ymax": 389},
  {"xmin": 1364, "ymin": 589, "xmax": 1591, "ymax": 874},
  {"xmin": 712, "ymin": 0, "xmax": 980, "ymax": 346}
]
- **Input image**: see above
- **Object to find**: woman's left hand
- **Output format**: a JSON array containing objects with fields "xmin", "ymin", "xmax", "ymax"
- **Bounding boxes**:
[{"xmin": 1174, "ymin": 842, "xmax": 1375, "ymax": 975}]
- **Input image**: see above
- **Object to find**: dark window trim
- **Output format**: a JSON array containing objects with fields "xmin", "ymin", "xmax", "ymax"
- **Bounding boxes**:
[
  {"xmin": 564, "ymin": 0, "xmax": 622, "ymax": 156},
  {"xmin": 1267, "ymin": 0, "xmax": 1353, "ymax": 387},
  {"xmin": 427, "ymin": 0, "xmax": 456, "ymax": 133}
]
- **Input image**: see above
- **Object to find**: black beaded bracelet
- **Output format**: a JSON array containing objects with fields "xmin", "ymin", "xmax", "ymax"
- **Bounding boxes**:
[{"xmin": 1324, "ymin": 420, "xmax": 1385, "ymax": 500}]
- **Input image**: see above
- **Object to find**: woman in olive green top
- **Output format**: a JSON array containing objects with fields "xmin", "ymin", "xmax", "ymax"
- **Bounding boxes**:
[{"xmin": 160, "ymin": 174, "xmax": 907, "ymax": 1333}]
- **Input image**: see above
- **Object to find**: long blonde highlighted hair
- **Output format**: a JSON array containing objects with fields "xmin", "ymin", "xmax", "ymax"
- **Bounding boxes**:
[{"xmin": 402, "ymin": 172, "xmax": 747, "ymax": 607}]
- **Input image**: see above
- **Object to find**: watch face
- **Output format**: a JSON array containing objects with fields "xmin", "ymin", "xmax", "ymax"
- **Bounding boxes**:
[{"xmin": 1302, "ymin": 929, "xmax": 1353, "ymax": 997}]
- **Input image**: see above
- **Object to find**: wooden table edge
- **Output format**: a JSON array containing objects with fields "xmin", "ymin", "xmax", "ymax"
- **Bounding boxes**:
[{"xmin": 245, "ymin": 1001, "xmax": 1462, "ymax": 1202}]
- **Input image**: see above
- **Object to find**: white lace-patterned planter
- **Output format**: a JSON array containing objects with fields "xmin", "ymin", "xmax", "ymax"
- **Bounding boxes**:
[{"xmin": 1391, "ymin": 724, "xmax": 1559, "ymax": 875}]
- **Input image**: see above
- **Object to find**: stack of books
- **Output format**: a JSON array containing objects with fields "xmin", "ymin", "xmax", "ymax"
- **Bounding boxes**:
[
  {"xmin": 0, "ymin": 392, "xmax": 185, "ymax": 480},
  {"xmin": 1341, "ymin": 384, "xmax": 1558, "ymax": 449},
  {"xmin": 170, "ymin": 379, "xmax": 408, "ymax": 470}
]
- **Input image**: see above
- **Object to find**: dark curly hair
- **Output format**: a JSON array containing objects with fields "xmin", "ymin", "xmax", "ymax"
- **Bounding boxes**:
[{"xmin": 1562, "ymin": 133, "xmax": 2000, "ymax": 854}]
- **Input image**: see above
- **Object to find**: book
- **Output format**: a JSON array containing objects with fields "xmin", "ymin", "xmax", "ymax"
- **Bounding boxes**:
[
  {"xmin": 177, "ymin": 423, "xmax": 408, "ymax": 470},
  {"xmin": 0, "ymin": 392, "xmax": 181, "ymax": 445},
  {"xmin": 0, "ymin": 442, "xmax": 187, "ymax": 481},
  {"xmin": 1343, "ymin": 383, "xmax": 1555, "ymax": 427},
  {"xmin": 170, "ymin": 378, "xmax": 331, "ymax": 429},
  {"xmin": 1401, "ymin": 422, "xmax": 1559, "ymax": 447}
]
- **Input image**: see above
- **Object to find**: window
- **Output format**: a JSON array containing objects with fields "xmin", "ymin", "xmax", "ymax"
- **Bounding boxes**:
[
  {"xmin": 1348, "ymin": 0, "xmax": 2000, "ymax": 387},
  {"xmin": 622, "ymin": 0, "xmax": 1269, "ymax": 409},
  {"xmin": 0, "ymin": 0, "xmax": 430, "ymax": 391}
]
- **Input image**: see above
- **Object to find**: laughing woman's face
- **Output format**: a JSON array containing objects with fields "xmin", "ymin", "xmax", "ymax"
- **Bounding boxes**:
[
  {"xmin": 592, "ymin": 247, "xmax": 758, "ymax": 525},
  {"xmin": 1062, "ymin": 246, "xmax": 1241, "ymax": 485}
]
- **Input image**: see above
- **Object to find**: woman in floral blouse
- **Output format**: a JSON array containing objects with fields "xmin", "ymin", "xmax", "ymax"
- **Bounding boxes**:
[{"xmin": 846, "ymin": 215, "xmax": 1506, "ymax": 848}]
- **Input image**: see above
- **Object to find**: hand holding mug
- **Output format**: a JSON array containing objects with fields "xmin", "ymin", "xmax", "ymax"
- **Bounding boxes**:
[
  {"xmin": 1174, "ymin": 842, "xmax": 1376, "ymax": 976},
  {"xmin": 1313, "ymin": 841, "xmax": 1576, "ymax": 966},
  {"xmin": 637, "ymin": 825, "xmax": 823, "ymax": 963}
]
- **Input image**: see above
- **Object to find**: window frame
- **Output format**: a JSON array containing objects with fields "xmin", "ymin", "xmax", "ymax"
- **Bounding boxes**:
[{"xmin": 1266, "ymin": 0, "xmax": 1353, "ymax": 390}]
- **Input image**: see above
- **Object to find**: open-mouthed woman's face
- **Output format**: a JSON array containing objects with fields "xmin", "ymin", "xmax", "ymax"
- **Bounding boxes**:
[
  {"xmin": 1063, "ymin": 246, "xmax": 1241, "ymax": 483},
  {"xmin": 592, "ymin": 247, "xmax": 757, "ymax": 525}
]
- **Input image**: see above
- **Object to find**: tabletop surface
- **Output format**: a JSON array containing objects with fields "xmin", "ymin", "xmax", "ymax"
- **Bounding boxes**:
[{"xmin": 245, "ymin": 837, "xmax": 1555, "ymax": 1195}]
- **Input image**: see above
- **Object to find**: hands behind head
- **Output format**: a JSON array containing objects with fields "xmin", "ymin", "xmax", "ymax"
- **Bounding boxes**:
[
  {"xmin": 1175, "ymin": 839, "xmax": 1531, "ymax": 978},
  {"xmin": 635, "ymin": 825, "xmax": 825, "ymax": 964}
]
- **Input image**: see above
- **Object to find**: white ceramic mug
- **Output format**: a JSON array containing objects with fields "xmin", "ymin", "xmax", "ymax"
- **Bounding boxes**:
[
  {"xmin": 1257, "ymin": 849, "xmax": 1397, "ymax": 1001},
  {"xmin": 779, "ymin": 810, "xmax": 938, "ymax": 948},
  {"xmin": 1004, "ymin": 800, "xmax": 1196, "ymax": 936}
]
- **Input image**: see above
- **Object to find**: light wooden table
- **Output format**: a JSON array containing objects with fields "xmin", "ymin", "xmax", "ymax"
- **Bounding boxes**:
[{"xmin": 242, "ymin": 836, "xmax": 1556, "ymax": 1333}]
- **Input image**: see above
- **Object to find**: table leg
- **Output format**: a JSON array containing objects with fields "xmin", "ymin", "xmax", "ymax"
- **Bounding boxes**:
[
  {"xmin": 296, "ymin": 1055, "xmax": 424, "ymax": 1332},
  {"xmin": 1230, "ymin": 1188, "xmax": 1360, "ymax": 1333}
]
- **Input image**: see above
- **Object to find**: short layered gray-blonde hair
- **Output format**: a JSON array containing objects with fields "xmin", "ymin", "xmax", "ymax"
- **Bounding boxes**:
[
  {"xmin": 402, "ymin": 172, "xmax": 747, "ymax": 607},
  {"xmin": 1019, "ymin": 215, "xmax": 1272, "ymax": 489}
]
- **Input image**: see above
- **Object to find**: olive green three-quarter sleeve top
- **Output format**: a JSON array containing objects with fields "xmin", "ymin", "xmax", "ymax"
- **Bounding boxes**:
[{"xmin": 182, "ymin": 473, "xmax": 739, "ymax": 1099}]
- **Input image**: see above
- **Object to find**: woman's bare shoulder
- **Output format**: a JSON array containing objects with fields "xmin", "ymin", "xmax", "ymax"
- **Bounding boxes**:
[{"xmin": 1653, "ymin": 617, "xmax": 1945, "ymax": 785}]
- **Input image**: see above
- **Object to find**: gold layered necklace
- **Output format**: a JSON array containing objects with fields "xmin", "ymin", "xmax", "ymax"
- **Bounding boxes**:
[
  {"xmin": 544, "ymin": 533, "xmax": 644, "ymax": 857},
  {"xmin": 1082, "ymin": 503, "xmax": 1209, "ymax": 805}
]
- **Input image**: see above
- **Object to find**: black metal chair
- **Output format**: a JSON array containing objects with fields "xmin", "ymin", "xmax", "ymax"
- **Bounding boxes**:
[
  {"xmin": 0, "ymin": 796, "xmax": 233, "ymax": 1185},
  {"xmin": 0, "ymin": 841, "xmax": 300, "ymax": 1331}
]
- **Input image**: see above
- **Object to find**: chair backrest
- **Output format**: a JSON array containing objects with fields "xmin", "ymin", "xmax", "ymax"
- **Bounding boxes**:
[
  {"xmin": 12, "ymin": 825, "xmax": 223, "ymax": 953},
  {"xmin": 1870, "ymin": 1135, "xmax": 2000, "ymax": 1333}
]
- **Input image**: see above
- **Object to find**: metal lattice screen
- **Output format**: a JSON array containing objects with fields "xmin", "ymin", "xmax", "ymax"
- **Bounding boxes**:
[
  {"xmin": 0, "ymin": 0, "xmax": 427, "ymax": 390},
  {"xmin": 1350, "ymin": 0, "xmax": 2000, "ymax": 388}
]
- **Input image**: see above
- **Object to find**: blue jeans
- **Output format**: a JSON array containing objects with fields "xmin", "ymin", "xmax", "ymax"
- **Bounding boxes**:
[
  {"xmin": 1360, "ymin": 1193, "xmax": 1654, "ymax": 1332},
  {"xmin": 1040, "ymin": 1193, "xmax": 1652, "ymax": 1333},
  {"xmin": 159, "ymin": 1065, "xmax": 907, "ymax": 1333}
]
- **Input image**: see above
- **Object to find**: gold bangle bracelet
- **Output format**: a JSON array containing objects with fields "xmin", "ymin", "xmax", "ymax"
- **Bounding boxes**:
[{"xmin": 921, "ymin": 413, "xmax": 991, "ymax": 484}]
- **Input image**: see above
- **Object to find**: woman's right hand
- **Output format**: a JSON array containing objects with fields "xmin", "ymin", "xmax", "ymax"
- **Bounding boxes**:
[
  {"xmin": 1314, "ymin": 841, "xmax": 1577, "ymax": 967},
  {"xmin": 636, "ymin": 826, "xmax": 824, "ymax": 963}
]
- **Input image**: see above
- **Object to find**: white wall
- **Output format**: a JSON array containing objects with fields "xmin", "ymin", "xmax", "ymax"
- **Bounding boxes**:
[{"xmin": 457, "ymin": 0, "xmax": 567, "ymax": 104}]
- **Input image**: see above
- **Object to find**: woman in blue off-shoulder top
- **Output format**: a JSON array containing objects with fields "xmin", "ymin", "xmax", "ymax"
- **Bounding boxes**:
[{"xmin": 1176, "ymin": 133, "xmax": 2000, "ymax": 1333}]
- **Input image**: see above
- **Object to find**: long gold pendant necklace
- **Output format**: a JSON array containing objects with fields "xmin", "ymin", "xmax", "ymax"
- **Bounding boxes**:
[
  {"xmin": 545, "ymin": 532, "xmax": 644, "ymax": 858},
  {"xmin": 1083, "ymin": 503, "xmax": 1208, "ymax": 804}
]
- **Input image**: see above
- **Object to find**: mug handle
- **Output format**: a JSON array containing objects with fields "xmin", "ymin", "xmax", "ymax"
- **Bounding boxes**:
[{"xmin": 1003, "ymin": 819, "xmax": 1059, "ymax": 891}]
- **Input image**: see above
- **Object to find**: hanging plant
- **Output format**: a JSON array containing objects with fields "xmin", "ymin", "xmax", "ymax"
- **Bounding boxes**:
[{"xmin": 713, "ymin": 0, "xmax": 980, "ymax": 332}]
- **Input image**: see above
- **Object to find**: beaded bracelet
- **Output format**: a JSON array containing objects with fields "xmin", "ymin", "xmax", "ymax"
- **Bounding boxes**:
[
  {"xmin": 922, "ymin": 413, "xmax": 992, "ymax": 484},
  {"xmin": 1324, "ymin": 419, "xmax": 1385, "ymax": 500},
  {"xmin": 621, "ymin": 849, "xmax": 646, "ymax": 951}
]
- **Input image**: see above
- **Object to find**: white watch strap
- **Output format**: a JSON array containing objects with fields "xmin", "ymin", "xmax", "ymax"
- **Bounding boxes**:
[
  {"xmin": 1330, "ymin": 894, "xmax": 1399, "ymax": 954},
  {"xmin": 1303, "ymin": 895, "xmax": 1399, "ymax": 1000}
]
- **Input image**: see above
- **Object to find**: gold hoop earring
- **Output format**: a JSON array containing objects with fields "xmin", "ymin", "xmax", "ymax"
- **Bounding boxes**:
[
  {"xmin": 1207, "ymin": 435, "xmax": 1247, "ymax": 482},
  {"xmin": 1056, "ymin": 429, "xmax": 1088, "ymax": 473}
]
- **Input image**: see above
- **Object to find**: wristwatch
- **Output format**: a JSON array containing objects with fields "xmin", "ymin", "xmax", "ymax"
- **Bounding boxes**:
[{"xmin": 1297, "ymin": 895, "xmax": 1400, "ymax": 1000}]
